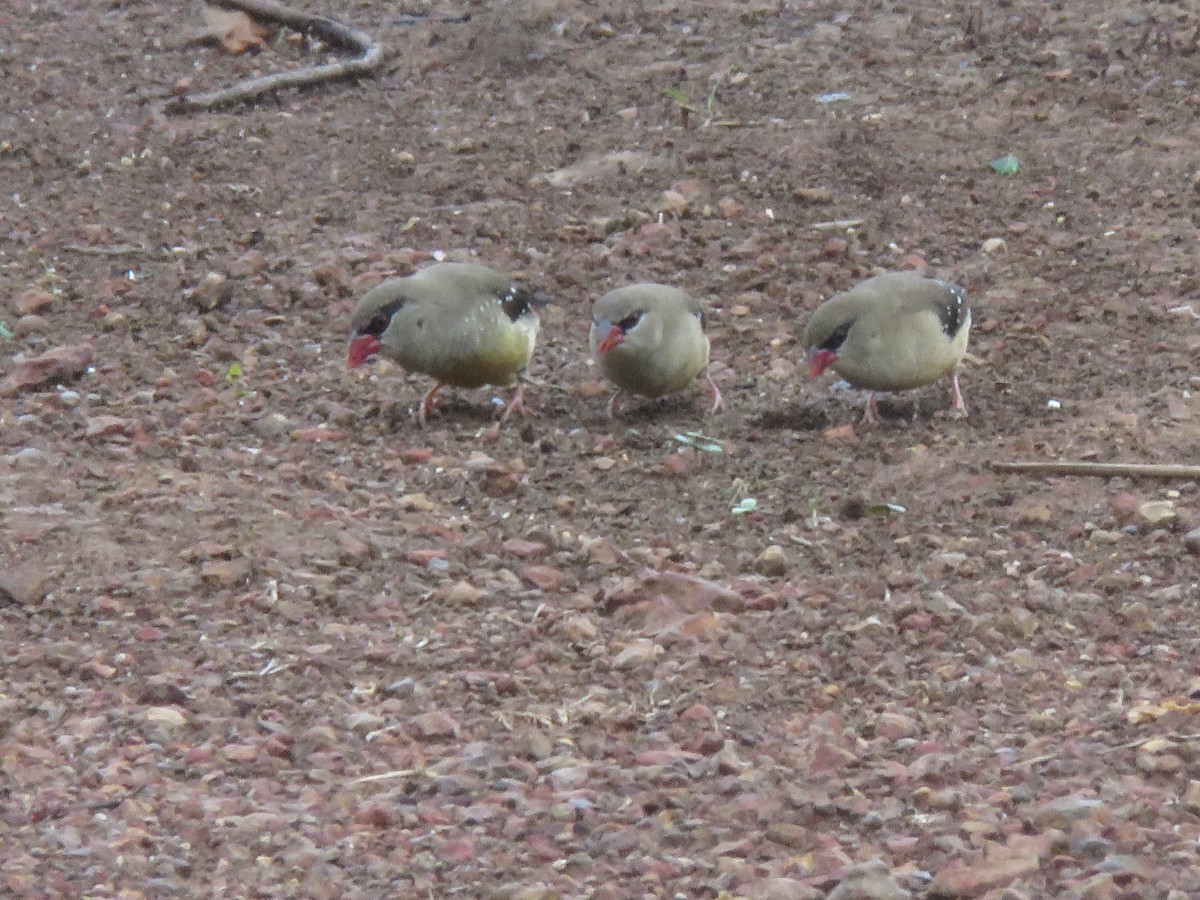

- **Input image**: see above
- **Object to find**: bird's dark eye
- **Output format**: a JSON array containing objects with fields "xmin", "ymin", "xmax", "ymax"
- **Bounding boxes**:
[
  {"xmin": 617, "ymin": 312, "xmax": 643, "ymax": 331},
  {"xmin": 360, "ymin": 300, "xmax": 404, "ymax": 338},
  {"xmin": 818, "ymin": 319, "xmax": 854, "ymax": 352}
]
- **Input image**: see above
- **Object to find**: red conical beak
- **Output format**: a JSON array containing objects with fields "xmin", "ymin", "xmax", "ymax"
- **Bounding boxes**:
[
  {"xmin": 596, "ymin": 324, "xmax": 625, "ymax": 354},
  {"xmin": 807, "ymin": 348, "xmax": 838, "ymax": 378},
  {"xmin": 347, "ymin": 334, "xmax": 382, "ymax": 369}
]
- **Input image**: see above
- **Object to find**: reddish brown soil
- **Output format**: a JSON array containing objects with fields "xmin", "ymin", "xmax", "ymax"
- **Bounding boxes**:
[{"xmin": 3, "ymin": 1, "xmax": 1200, "ymax": 897}]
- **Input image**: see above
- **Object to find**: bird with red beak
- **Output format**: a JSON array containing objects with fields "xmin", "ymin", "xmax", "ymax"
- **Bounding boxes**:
[
  {"xmin": 589, "ymin": 284, "xmax": 723, "ymax": 417},
  {"xmin": 803, "ymin": 272, "xmax": 971, "ymax": 423},
  {"xmin": 347, "ymin": 262, "xmax": 543, "ymax": 431}
]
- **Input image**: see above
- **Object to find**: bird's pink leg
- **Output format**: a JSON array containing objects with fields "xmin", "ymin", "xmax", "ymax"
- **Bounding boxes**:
[
  {"xmin": 416, "ymin": 383, "xmax": 444, "ymax": 426},
  {"xmin": 704, "ymin": 373, "xmax": 725, "ymax": 414},
  {"xmin": 606, "ymin": 390, "xmax": 625, "ymax": 418},
  {"xmin": 949, "ymin": 372, "xmax": 967, "ymax": 417},
  {"xmin": 480, "ymin": 383, "xmax": 528, "ymax": 441},
  {"xmin": 498, "ymin": 381, "xmax": 528, "ymax": 426},
  {"xmin": 863, "ymin": 392, "xmax": 882, "ymax": 424}
]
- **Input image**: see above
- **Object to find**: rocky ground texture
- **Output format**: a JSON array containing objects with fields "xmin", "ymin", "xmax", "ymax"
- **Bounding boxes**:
[{"xmin": 3, "ymin": 1, "xmax": 1200, "ymax": 897}]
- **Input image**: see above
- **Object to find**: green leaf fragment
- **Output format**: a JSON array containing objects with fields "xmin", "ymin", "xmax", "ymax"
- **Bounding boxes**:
[
  {"xmin": 0, "ymin": 320, "xmax": 12, "ymax": 340},
  {"xmin": 866, "ymin": 503, "xmax": 907, "ymax": 516},
  {"xmin": 990, "ymin": 154, "xmax": 1019, "ymax": 175},
  {"xmin": 673, "ymin": 431, "xmax": 725, "ymax": 453},
  {"xmin": 226, "ymin": 363, "xmax": 244, "ymax": 382},
  {"xmin": 731, "ymin": 497, "xmax": 758, "ymax": 516}
]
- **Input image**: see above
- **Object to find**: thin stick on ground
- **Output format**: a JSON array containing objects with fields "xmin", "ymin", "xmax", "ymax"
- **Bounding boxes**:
[
  {"xmin": 167, "ymin": 0, "xmax": 382, "ymax": 113},
  {"xmin": 990, "ymin": 460, "xmax": 1200, "ymax": 479}
]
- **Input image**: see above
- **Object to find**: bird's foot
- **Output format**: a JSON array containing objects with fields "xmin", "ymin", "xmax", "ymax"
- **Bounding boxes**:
[
  {"xmin": 704, "ymin": 373, "xmax": 725, "ymax": 414},
  {"xmin": 863, "ymin": 393, "xmax": 882, "ymax": 425},
  {"xmin": 498, "ymin": 381, "xmax": 529, "ymax": 425},
  {"xmin": 477, "ymin": 385, "xmax": 532, "ymax": 441},
  {"xmin": 606, "ymin": 390, "xmax": 625, "ymax": 419},
  {"xmin": 415, "ymin": 383, "xmax": 445, "ymax": 426}
]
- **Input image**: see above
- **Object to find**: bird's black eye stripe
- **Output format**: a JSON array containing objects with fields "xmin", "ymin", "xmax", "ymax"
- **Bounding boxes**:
[
  {"xmin": 617, "ymin": 312, "xmax": 643, "ymax": 331},
  {"xmin": 499, "ymin": 285, "xmax": 534, "ymax": 322},
  {"xmin": 361, "ymin": 299, "xmax": 404, "ymax": 338},
  {"xmin": 819, "ymin": 319, "xmax": 854, "ymax": 352}
]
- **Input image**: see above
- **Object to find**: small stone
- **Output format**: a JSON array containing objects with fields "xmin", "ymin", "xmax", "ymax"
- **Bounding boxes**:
[
  {"xmin": 187, "ymin": 272, "xmax": 233, "ymax": 310},
  {"xmin": 446, "ymin": 581, "xmax": 485, "ymax": 606},
  {"xmin": 793, "ymin": 186, "xmax": 834, "ymax": 204},
  {"xmin": 875, "ymin": 711, "xmax": 919, "ymax": 741},
  {"xmin": 980, "ymin": 237, "xmax": 1007, "ymax": 253},
  {"xmin": 0, "ymin": 567, "xmax": 47, "ymax": 606},
  {"xmin": 1072, "ymin": 874, "xmax": 1115, "ymax": 900},
  {"xmin": 823, "ymin": 423, "xmax": 857, "ymax": 443},
  {"xmin": 292, "ymin": 426, "xmax": 346, "ymax": 442},
  {"xmin": 1182, "ymin": 780, "xmax": 1200, "ymax": 815},
  {"xmin": 1182, "ymin": 528, "xmax": 1200, "ymax": 555},
  {"xmin": 928, "ymin": 851, "xmax": 1038, "ymax": 896},
  {"xmin": 501, "ymin": 538, "xmax": 549, "ymax": 559},
  {"xmin": 385, "ymin": 677, "xmax": 416, "ymax": 697},
  {"xmin": 199, "ymin": 558, "xmax": 252, "ymax": 587},
  {"xmin": 827, "ymin": 858, "xmax": 911, "ymax": 900},
  {"xmin": 1137, "ymin": 500, "xmax": 1175, "ymax": 524},
  {"xmin": 14, "ymin": 288, "xmax": 54, "ymax": 315},
  {"xmin": 765, "ymin": 822, "xmax": 807, "ymax": 849},
  {"xmin": 346, "ymin": 711, "xmax": 385, "ymax": 734},
  {"xmin": 1, "ymin": 342, "xmax": 93, "ymax": 394},
  {"xmin": 355, "ymin": 801, "xmax": 398, "ymax": 828},
  {"xmin": 612, "ymin": 638, "xmax": 658, "ymax": 669},
  {"xmin": 754, "ymin": 544, "xmax": 788, "ymax": 577},
  {"xmin": 1032, "ymin": 794, "xmax": 1109, "ymax": 829},
  {"xmin": 10, "ymin": 447, "xmax": 48, "ymax": 468},
  {"xmin": 84, "ymin": 415, "xmax": 131, "ymax": 439},
  {"xmin": 144, "ymin": 706, "xmax": 188, "ymax": 730},
  {"xmin": 220, "ymin": 743, "xmax": 259, "ymax": 764},
  {"xmin": 560, "ymin": 615, "xmax": 599, "ymax": 641},
  {"xmin": 227, "ymin": 249, "xmax": 267, "ymax": 278},
  {"xmin": 740, "ymin": 877, "xmax": 821, "ymax": 900},
  {"xmin": 253, "ymin": 412, "xmax": 293, "ymax": 437},
  {"xmin": 412, "ymin": 713, "xmax": 461, "ymax": 744},
  {"xmin": 520, "ymin": 565, "xmax": 566, "ymax": 592},
  {"xmin": 15, "ymin": 314, "xmax": 49, "ymax": 336}
]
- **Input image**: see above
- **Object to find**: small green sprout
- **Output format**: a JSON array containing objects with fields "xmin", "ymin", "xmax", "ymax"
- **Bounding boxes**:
[{"xmin": 226, "ymin": 362, "xmax": 244, "ymax": 382}]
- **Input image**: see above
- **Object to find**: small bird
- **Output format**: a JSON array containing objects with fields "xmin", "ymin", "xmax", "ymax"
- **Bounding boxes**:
[
  {"xmin": 803, "ymin": 272, "xmax": 971, "ymax": 423},
  {"xmin": 589, "ymin": 284, "xmax": 723, "ymax": 417},
  {"xmin": 347, "ymin": 262, "xmax": 542, "ymax": 430}
]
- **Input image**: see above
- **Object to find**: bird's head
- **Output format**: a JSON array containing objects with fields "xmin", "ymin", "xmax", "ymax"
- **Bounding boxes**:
[
  {"xmin": 347, "ymin": 293, "xmax": 404, "ymax": 369},
  {"xmin": 803, "ymin": 313, "xmax": 854, "ymax": 379},
  {"xmin": 593, "ymin": 311, "xmax": 644, "ymax": 354}
]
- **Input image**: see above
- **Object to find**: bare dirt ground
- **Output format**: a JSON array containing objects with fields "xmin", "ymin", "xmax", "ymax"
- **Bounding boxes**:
[{"xmin": 4, "ymin": 1, "xmax": 1200, "ymax": 897}]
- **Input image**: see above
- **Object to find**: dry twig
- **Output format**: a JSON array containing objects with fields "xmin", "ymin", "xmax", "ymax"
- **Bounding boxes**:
[
  {"xmin": 167, "ymin": 0, "xmax": 383, "ymax": 112},
  {"xmin": 990, "ymin": 460, "xmax": 1200, "ymax": 480}
]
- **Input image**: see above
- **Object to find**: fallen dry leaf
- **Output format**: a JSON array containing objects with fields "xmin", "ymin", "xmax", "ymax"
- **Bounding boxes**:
[{"xmin": 199, "ymin": 7, "xmax": 269, "ymax": 55}]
